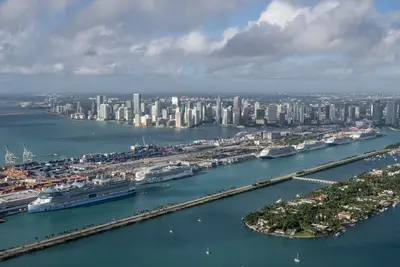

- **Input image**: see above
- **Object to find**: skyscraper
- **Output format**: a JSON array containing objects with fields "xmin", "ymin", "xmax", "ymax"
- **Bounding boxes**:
[
  {"xmin": 216, "ymin": 96, "xmax": 222, "ymax": 124},
  {"xmin": 267, "ymin": 104, "xmax": 278, "ymax": 124},
  {"xmin": 372, "ymin": 100, "xmax": 383, "ymax": 125},
  {"xmin": 222, "ymin": 108, "xmax": 229, "ymax": 126},
  {"xmin": 96, "ymin": 95, "xmax": 104, "ymax": 115},
  {"xmin": 232, "ymin": 96, "xmax": 241, "ymax": 125},
  {"xmin": 175, "ymin": 107, "xmax": 181, "ymax": 128},
  {"xmin": 133, "ymin": 93, "xmax": 141, "ymax": 115},
  {"xmin": 99, "ymin": 103, "xmax": 110, "ymax": 121},
  {"xmin": 386, "ymin": 101, "xmax": 398, "ymax": 126}
]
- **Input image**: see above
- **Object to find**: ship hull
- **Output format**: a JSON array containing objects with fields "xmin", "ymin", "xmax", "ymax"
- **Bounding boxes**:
[
  {"xmin": 353, "ymin": 135, "xmax": 377, "ymax": 141},
  {"xmin": 28, "ymin": 189, "xmax": 136, "ymax": 213},
  {"xmin": 326, "ymin": 140, "xmax": 353, "ymax": 146},
  {"xmin": 259, "ymin": 151, "xmax": 297, "ymax": 159},
  {"xmin": 135, "ymin": 170, "xmax": 194, "ymax": 185},
  {"xmin": 296, "ymin": 144, "xmax": 327, "ymax": 152}
]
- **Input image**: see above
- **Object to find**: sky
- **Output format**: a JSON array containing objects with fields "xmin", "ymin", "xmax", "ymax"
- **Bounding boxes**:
[{"xmin": 0, "ymin": 0, "xmax": 400, "ymax": 93}]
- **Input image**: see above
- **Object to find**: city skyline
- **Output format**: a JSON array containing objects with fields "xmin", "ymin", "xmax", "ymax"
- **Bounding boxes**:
[{"xmin": 1, "ymin": 0, "xmax": 400, "ymax": 93}]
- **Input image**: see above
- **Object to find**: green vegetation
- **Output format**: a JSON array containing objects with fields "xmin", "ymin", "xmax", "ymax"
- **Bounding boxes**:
[
  {"xmin": 386, "ymin": 142, "xmax": 400, "ymax": 149},
  {"xmin": 277, "ymin": 135, "xmax": 317, "ymax": 146},
  {"xmin": 244, "ymin": 163, "xmax": 400, "ymax": 238}
]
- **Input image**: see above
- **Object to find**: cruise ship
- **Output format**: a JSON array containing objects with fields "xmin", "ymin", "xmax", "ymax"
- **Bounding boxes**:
[
  {"xmin": 135, "ymin": 162, "xmax": 194, "ymax": 185},
  {"xmin": 351, "ymin": 129, "xmax": 378, "ymax": 141},
  {"xmin": 324, "ymin": 135, "xmax": 353, "ymax": 146},
  {"xmin": 259, "ymin": 146, "xmax": 297, "ymax": 159},
  {"xmin": 28, "ymin": 177, "xmax": 136, "ymax": 213},
  {"xmin": 295, "ymin": 140, "xmax": 327, "ymax": 152}
]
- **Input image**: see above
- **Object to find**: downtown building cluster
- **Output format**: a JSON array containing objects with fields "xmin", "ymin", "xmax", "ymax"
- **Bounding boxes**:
[{"xmin": 48, "ymin": 95, "xmax": 400, "ymax": 128}]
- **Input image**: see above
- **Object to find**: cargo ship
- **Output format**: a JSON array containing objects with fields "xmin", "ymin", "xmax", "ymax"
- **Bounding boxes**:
[
  {"xmin": 295, "ymin": 140, "xmax": 327, "ymax": 152},
  {"xmin": 259, "ymin": 146, "xmax": 297, "ymax": 159},
  {"xmin": 28, "ymin": 177, "xmax": 136, "ymax": 213}
]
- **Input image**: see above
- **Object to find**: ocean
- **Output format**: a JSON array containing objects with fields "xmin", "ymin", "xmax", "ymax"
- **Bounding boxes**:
[{"xmin": 0, "ymin": 108, "xmax": 399, "ymax": 267}]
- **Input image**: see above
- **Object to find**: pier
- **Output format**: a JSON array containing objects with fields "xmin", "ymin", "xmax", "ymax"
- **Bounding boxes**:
[
  {"xmin": 292, "ymin": 177, "xmax": 337, "ymax": 185},
  {"xmin": 0, "ymin": 148, "xmax": 392, "ymax": 262}
]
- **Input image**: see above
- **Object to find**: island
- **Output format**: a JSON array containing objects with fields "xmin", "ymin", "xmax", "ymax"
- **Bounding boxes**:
[{"xmin": 243, "ymin": 163, "xmax": 400, "ymax": 238}]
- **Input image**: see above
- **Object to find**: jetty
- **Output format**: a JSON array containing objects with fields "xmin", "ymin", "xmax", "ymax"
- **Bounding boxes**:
[{"xmin": 0, "ymin": 148, "xmax": 392, "ymax": 262}]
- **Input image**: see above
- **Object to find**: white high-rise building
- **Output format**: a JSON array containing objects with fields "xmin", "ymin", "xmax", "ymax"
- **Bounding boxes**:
[
  {"xmin": 116, "ymin": 107, "xmax": 125, "ymax": 121},
  {"xmin": 171, "ymin": 97, "xmax": 180, "ymax": 106},
  {"xmin": 185, "ymin": 109, "xmax": 193, "ymax": 127},
  {"xmin": 99, "ymin": 103, "xmax": 110, "ymax": 121},
  {"xmin": 133, "ymin": 93, "xmax": 141, "ymax": 115},
  {"xmin": 175, "ymin": 108, "xmax": 182, "ymax": 128},
  {"xmin": 96, "ymin": 95, "xmax": 104, "ymax": 115},
  {"xmin": 135, "ymin": 114, "xmax": 141, "ymax": 127},
  {"xmin": 124, "ymin": 107, "xmax": 133, "ymax": 122},
  {"xmin": 222, "ymin": 108, "xmax": 229, "ymax": 126}
]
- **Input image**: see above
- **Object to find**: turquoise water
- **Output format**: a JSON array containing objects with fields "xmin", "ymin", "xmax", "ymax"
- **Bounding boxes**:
[{"xmin": 0, "ymin": 112, "xmax": 399, "ymax": 266}]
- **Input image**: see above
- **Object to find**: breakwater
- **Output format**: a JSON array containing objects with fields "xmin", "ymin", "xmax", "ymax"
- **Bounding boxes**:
[{"xmin": 0, "ymin": 148, "xmax": 392, "ymax": 262}]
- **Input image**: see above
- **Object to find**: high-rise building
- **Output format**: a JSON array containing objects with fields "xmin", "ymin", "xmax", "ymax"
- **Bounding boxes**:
[
  {"xmin": 185, "ymin": 109, "xmax": 193, "ymax": 127},
  {"xmin": 91, "ymin": 99, "xmax": 96, "ymax": 115},
  {"xmin": 299, "ymin": 106, "xmax": 305, "ymax": 124},
  {"xmin": 343, "ymin": 102, "xmax": 350, "ymax": 122},
  {"xmin": 154, "ymin": 99, "xmax": 160, "ymax": 118},
  {"xmin": 175, "ymin": 107, "xmax": 181, "ymax": 128},
  {"xmin": 196, "ymin": 101, "xmax": 203, "ymax": 122},
  {"xmin": 124, "ymin": 107, "xmax": 133, "ymax": 122},
  {"xmin": 254, "ymin": 102, "xmax": 261, "ymax": 111},
  {"xmin": 99, "ymin": 103, "xmax": 110, "ymax": 121},
  {"xmin": 325, "ymin": 105, "xmax": 330, "ymax": 121},
  {"xmin": 386, "ymin": 101, "xmax": 398, "ymax": 126},
  {"xmin": 171, "ymin": 97, "xmax": 180, "ymax": 107},
  {"xmin": 116, "ymin": 107, "xmax": 125, "ymax": 121},
  {"xmin": 222, "ymin": 108, "xmax": 229, "ymax": 126},
  {"xmin": 349, "ymin": 106, "xmax": 356, "ymax": 122},
  {"xmin": 216, "ymin": 96, "xmax": 222, "ymax": 124},
  {"xmin": 372, "ymin": 100, "xmax": 383, "ymax": 125},
  {"xmin": 267, "ymin": 104, "xmax": 278, "ymax": 124},
  {"xmin": 133, "ymin": 93, "xmax": 141, "ymax": 115},
  {"xmin": 96, "ymin": 95, "xmax": 104, "ymax": 115},
  {"xmin": 233, "ymin": 96, "xmax": 241, "ymax": 124},
  {"xmin": 329, "ymin": 104, "xmax": 336, "ymax": 120},
  {"xmin": 135, "ymin": 114, "xmax": 141, "ymax": 127}
]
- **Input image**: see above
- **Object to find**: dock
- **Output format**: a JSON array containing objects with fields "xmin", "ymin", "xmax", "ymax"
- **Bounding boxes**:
[{"xmin": 0, "ymin": 148, "xmax": 392, "ymax": 262}]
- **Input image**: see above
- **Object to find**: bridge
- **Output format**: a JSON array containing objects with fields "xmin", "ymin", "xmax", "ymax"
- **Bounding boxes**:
[{"xmin": 293, "ymin": 176, "xmax": 337, "ymax": 185}]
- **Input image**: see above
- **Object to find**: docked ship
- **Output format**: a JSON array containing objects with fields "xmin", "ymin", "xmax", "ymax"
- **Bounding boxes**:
[
  {"xmin": 295, "ymin": 140, "xmax": 327, "ymax": 152},
  {"xmin": 28, "ymin": 177, "xmax": 136, "ymax": 213},
  {"xmin": 351, "ymin": 129, "xmax": 378, "ymax": 141},
  {"xmin": 324, "ymin": 135, "xmax": 353, "ymax": 146},
  {"xmin": 135, "ymin": 162, "xmax": 194, "ymax": 185},
  {"xmin": 259, "ymin": 146, "xmax": 297, "ymax": 159}
]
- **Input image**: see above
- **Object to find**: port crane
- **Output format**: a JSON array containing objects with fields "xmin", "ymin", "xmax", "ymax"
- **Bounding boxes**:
[
  {"xmin": 5, "ymin": 145, "xmax": 18, "ymax": 165},
  {"xmin": 23, "ymin": 144, "xmax": 35, "ymax": 164}
]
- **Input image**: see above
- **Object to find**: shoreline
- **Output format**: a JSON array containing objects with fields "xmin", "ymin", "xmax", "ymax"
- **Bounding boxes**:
[{"xmin": 0, "ymin": 148, "xmax": 394, "ymax": 262}]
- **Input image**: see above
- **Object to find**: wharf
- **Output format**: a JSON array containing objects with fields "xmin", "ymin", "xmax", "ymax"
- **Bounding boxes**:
[{"xmin": 0, "ymin": 148, "xmax": 392, "ymax": 262}]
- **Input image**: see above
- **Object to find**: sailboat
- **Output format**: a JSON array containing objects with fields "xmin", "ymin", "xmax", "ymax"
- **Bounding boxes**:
[
  {"xmin": 206, "ymin": 248, "xmax": 210, "ymax": 255},
  {"xmin": 294, "ymin": 253, "xmax": 300, "ymax": 263}
]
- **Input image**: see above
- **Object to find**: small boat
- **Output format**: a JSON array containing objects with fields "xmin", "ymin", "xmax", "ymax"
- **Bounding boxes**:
[
  {"xmin": 334, "ymin": 232, "xmax": 341, "ymax": 237},
  {"xmin": 276, "ymin": 198, "xmax": 282, "ymax": 204},
  {"xmin": 169, "ymin": 230, "xmax": 173, "ymax": 234},
  {"xmin": 0, "ymin": 218, "xmax": 5, "ymax": 224},
  {"xmin": 198, "ymin": 218, "xmax": 202, "ymax": 223},
  {"xmin": 206, "ymin": 248, "xmax": 210, "ymax": 255},
  {"xmin": 294, "ymin": 253, "xmax": 300, "ymax": 263}
]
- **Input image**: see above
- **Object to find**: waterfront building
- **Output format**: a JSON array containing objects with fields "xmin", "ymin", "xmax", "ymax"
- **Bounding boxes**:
[
  {"xmin": 196, "ymin": 101, "xmax": 203, "ymax": 122},
  {"xmin": 193, "ymin": 107, "xmax": 200, "ymax": 125},
  {"xmin": 154, "ymin": 99, "xmax": 160, "ymax": 118},
  {"xmin": 96, "ymin": 95, "xmax": 104, "ymax": 115},
  {"xmin": 267, "ymin": 104, "xmax": 278, "ymax": 124},
  {"xmin": 133, "ymin": 93, "xmax": 141, "ymax": 115},
  {"xmin": 175, "ymin": 108, "xmax": 182, "ymax": 128},
  {"xmin": 134, "ymin": 114, "xmax": 141, "ymax": 127},
  {"xmin": 222, "ymin": 108, "xmax": 229, "ymax": 126},
  {"xmin": 343, "ymin": 102, "xmax": 350, "ymax": 122},
  {"xmin": 299, "ymin": 106, "xmax": 305, "ymax": 124},
  {"xmin": 91, "ymin": 99, "xmax": 96, "ymax": 116},
  {"xmin": 99, "ymin": 104, "xmax": 110, "ymax": 121},
  {"xmin": 185, "ymin": 109, "xmax": 193, "ymax": 127},
  {"xmin": 242, "ymin": 106, "xmax": 250, "ymax": 125},
  {"xmin": 216, "ymin": 95, "xmax": 222, "ymax": 124},
  {"xmin": 255, "ymin": 109, "xmax": 265, "ymax": 125},
  {"xmin": 116, "ymin": 107, "xmax": 125, "ymax": 121},
  {"xmin": 372, "ymin": 100, "xmax": 383, "ymax": 125},
  {"xmin": 386, "ymin": 101, "xmax": 398, "ymax": 126},
  {"xmin": 233, "ymin": 96, "xmax": 241, "ymax": 125},
  {"xmin": 124, "ymin": 107, "xmax": 133, "ymax": 122},
  {"xmin": 161, "ymin": 109, "xmax": 168, "ymax": 120}
]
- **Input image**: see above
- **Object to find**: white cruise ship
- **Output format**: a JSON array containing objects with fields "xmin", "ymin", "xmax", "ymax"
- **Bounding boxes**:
[
  {"xmin": 135, "ymin": 162, "xmax": 194, "ymax": 185},
  {"xmin": 259, "ymin": 146, "xmax": 297, "ymax": 159},
  {"xmin": 325, "ymin": 135, "xmax": 353, "ymax": 146},
  {"xmin": 351, "ymin": 129, "xmax": 378, "ymax": 141},
  {"xmin": 28, "ymin": 177, "xmax": 135, "ymax": 213},
  {"xmin": 295, "ymin": 140, "xmax": 327, "ymax": 152}
]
